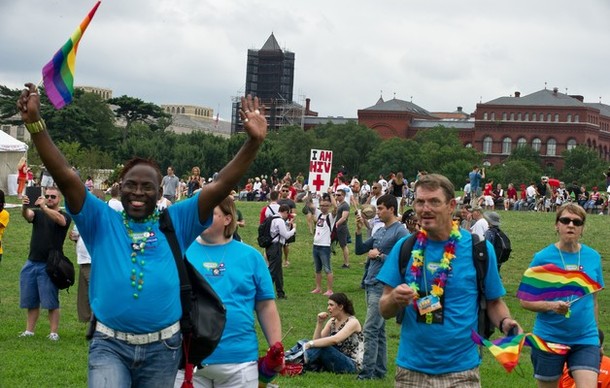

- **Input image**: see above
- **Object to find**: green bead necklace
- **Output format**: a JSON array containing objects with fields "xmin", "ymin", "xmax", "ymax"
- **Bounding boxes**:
[{"xmin": 122, "ymin": 210, "xmax": 159, "ymax": 299}]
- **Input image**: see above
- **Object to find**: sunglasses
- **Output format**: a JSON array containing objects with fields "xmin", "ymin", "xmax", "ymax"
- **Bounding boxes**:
[
  {"xmin": 45, "ymin": 194, "xmax": 57, "ymax": 199},
  {"xmin": 558, "ymin": 217, "xmax": 584, "ymax": 226}
]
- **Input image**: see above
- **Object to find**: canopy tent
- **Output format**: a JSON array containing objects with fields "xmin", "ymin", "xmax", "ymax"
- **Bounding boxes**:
[{"xmin": 0, "ymin": 131, "xmax": 28, "ymax": 195}]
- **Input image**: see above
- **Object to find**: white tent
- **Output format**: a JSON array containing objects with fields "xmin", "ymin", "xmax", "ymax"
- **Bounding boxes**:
[{"xmin": 0, "ymin": 131, "xmax": 28, "ymax": 195}]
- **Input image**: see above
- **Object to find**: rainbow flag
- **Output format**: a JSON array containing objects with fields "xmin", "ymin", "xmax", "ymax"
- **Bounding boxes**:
[
  {"xmin": 42, "ymin": 1, "xmax": 101, "ymax": 109},
  {"xmin": 516, "ymin": 264, "xmax": 602, "ymax": 302},
  {"xmin": 471, "ymin": 331, "xmax": 569, "ymax": 373}
]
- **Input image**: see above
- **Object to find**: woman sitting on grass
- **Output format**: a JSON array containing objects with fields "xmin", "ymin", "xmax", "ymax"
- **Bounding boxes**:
[{"xmin": 303, "ymin": 293, "xmax": 363, "ymax": 374}]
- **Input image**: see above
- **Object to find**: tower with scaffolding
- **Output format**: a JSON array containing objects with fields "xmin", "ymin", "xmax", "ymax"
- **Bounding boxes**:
[{"xmin": 232, "ymin": 33, "xmax": 305, "ymax": 133}]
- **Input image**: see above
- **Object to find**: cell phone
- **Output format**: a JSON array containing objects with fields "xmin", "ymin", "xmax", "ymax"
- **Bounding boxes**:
[
  {"xmin": 507, "ymin": 326, "xmax": 519, "ymax": 337},
  {"xmin": 25, "ymin": 186, "xmax": 43, "ymax": 208}
]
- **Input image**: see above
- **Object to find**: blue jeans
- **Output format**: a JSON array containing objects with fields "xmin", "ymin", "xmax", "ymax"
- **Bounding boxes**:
[
  {"xmin": 359, "ymin": 282, "xmax": 386, "ymax": 379},
  {"xmin": 88, "ymin": 330, "xmax": 182, "ymax": 387},
  {"xmin": 305, "ymin": 345, "xmax": 356, "ymax": 374}
]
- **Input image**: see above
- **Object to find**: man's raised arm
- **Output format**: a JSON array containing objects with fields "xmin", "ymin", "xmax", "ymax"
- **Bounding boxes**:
[
  {"xmin": 198, "ymin": 95, "xmax": 267, "ymax": 223},
  {"xmin": 17, "ymin": 84, "xmax": 85, "ymax": 213}
]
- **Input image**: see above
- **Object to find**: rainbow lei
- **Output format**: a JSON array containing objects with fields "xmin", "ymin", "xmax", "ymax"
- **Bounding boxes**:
[{"xmin": 407, "ymin": 221, "xmax": 461, "ymax": 300}]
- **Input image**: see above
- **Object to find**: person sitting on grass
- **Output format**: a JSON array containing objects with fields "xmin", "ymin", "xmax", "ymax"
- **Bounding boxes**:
[{"xmin": 302, "ymin": 293, "xmax": 363, "ymax": 374}]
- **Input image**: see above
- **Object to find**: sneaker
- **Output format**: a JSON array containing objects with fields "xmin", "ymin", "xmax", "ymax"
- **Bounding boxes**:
[
  {"xmin": 323, "ymin": 290, "xmax": 333, "ymax": 296},
  {"xmin": 341, "ymin": 264, "xmax": 350, "ymax": 269},
  {"xmin": 18, "ymin": 331, "xmax": 34, "ymax": 338},
  {"xmin": 47, "ymin": 333, "xmax": 60, "ymax": 341}
]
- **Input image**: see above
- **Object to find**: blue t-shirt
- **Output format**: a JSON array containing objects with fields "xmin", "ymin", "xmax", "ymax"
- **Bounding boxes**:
[
  {"xmin": 469, "ymin": 171, "xmax": 482, "ymax": 191},
  {"xmin": 529, "ymin": 244, "xmax": 604, "ymax": 346},
  {"xmin": 68, "ymin": 190, "xmax": 209, "ymax": 333},
  {"xmin": 377, "ymin": 229, "xmax": 505, "ymax": 374},
  {"xmin": 187, "ymin": 239, "xmax": 275, "ymax": 364}
]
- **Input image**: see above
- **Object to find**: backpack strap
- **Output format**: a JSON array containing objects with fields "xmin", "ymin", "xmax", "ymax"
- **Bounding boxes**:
[
  {"xmin": 472, "ymin": 233, "xmax": 491, "ymax": 338},
  {"xmin": 159, "ymin": 210, "xmax": 193, "ymax": 334},
  {"xmin": 268, "ymin": 206, "xmax": 276, "ymax": 215},
  {"xmin": 395, "ymin": 233, "xmax": 418, "ymax": 323}
]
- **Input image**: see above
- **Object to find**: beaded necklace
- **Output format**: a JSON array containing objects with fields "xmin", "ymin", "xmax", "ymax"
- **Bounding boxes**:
[
  {"xmin": 407, "ymin": 221, "xmax": 461, "ymax": 301},
  {"xmin": 122, "ymin": 210, "xmax": 159, "ymax": 299}
]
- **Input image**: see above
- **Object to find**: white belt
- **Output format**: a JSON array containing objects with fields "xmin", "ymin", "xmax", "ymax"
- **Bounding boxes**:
[{"xmin": 95, "ymin": 321, "xmax": 180, "ymax": 345}]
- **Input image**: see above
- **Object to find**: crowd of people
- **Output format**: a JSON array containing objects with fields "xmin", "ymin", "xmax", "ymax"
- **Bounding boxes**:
[{"xmin": 6, "ymin": 84, "xmax": 608, "ymax": 387}]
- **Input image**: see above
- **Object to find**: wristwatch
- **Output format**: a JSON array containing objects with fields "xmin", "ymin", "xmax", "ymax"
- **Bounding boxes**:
[{"xmin": 308, "ymin": 340, "xmax": 314, "ymax": 348}]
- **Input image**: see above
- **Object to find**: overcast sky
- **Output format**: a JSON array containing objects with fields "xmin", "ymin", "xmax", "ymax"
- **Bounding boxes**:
[{"xmin": 2, "ymin": 1, "xmax": 610, "ymax": 121}]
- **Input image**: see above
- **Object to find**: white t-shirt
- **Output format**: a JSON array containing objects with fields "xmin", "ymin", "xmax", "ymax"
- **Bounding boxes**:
[
  {"xmin": 313, "ymin": 210, "xmax": 335, "ymax": 246},
  {"xmin": 108, "ymin": 198, "xmax": 124, "ymax": 212},
  {"xmin": 470, "ymin": 218, "xmax": 489, "ymax": 239},
  {"xmin": 378, "ymin": 179, "xmax": 388, "ymax": 194},
  {"xmin": 72, "ymin": 225, "xmax": 91, "ymax": 265},
  {"xmin": 264, "ymin": 203, "xmax": 280, "ymax": 218}
]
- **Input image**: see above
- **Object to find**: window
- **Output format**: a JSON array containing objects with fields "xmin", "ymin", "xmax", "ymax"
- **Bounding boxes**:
[
  {"xmin": 518, "ymin": 113, "xmax": 522, "ymax": 121},
  {"xmin": 510, "ymin": 113, "xmax": 515, "ymax": 121},
  {"xmin": 491, "ymin": 112, "xmax": 496, "ymax": 121},
  {"xmin": 532, "ymin": 138, "xmax": 541, "ymax": 152},
  {"xmin": 575, "ymin": 114, "xmax": 579, "ymax": 123},
  {"xmin": 567, "ymin": 114, "xmax": 572, "ymax": 122},
  {"xmin": 517, "ymin": 137, "xmax": 527, "ymax": 147},
  {"xmin": 483, "ymin": 136, "xmax": 493, "ymax": 154},
  {"xmin": 546, "ymin": 139, "xmax": 556, "ymax": 156},
  {"xmin": 567, "ymin": 139, "xmax": 577, "ymax": 150},
  {"xmin": 483, "ymin": 112, "xmax": 488, "ymax": 120},
  {"xmin": 532, "ymin": 113, "xmax": 537, "ymax": 121},
  {"xmin": 554, "ymin": 113, "xmax": 559, "ymax": 122},
  {"xmin": 465, "ymin": 143, "xmax": 473, "ymax": 148},
  {"xmin": 546, "ymin": 113, "xmax": 552, "ymax": 122},
  {"xmin": 1, "ymin": 125, "xmax": 10, "ymax": 133},
  {"xmin": 502, "ymin": 113, "xmax": 507, "ymax": 120},
  {"xmin": 525, "ymin": 113, "xmax": 529, "ymax": 121},
  {"xmin": 17, "ymin": 126, "xmax": 25, "ymax": 141},
  {"xmin": 502, "ymin": 137, "xmax": 512, "ymax": 154}
]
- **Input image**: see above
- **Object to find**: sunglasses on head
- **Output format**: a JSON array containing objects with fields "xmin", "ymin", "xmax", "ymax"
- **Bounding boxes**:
[
  {"xmin": 45, "ymin": 194, "xmax": 57, "ymax": 199},
  {"xmin": 558, "ymin": 217, "xmax": 584, "ymax": 226}
]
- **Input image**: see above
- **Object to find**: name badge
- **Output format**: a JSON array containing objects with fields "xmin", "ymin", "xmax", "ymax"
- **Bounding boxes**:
[
  {"xmin": 416, "ymin": 295, "xmax": 442, "ymax": 315},
  {"xmin": 565, "ymin": 264, "xmax": 579, "ymax": 271}
]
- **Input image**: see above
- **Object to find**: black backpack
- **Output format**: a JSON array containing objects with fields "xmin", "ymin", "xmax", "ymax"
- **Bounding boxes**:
[
  {"xmin": 257, "ymin": 215, "xmax": 281, "ymax": 248},
  {"xmin": 46, "ymin": 250, "xmax": 75, "ymax": 290},
  {"xmin": 488, "ymin": 228, "xmax": 512, "ymax": 265},
  {"xmin": 397, "ymin": 233, "xmax": 494, "ymax": 339}
]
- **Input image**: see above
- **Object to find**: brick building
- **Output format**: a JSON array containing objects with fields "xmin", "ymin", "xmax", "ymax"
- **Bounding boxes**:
[{"xmin": 357, "ymin": 88, "xmax": 610, "ymax": 171}]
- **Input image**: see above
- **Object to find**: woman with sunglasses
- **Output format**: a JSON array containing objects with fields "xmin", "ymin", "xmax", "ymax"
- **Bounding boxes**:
[{"xmin": 520, "ymin": 203, "xmax": 604, "ymax": 388}]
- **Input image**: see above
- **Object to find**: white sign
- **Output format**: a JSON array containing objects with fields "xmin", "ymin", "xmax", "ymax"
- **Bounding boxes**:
[{"xmin": 308, "ymin": 149, "xmax": 333, "ymax": 194}]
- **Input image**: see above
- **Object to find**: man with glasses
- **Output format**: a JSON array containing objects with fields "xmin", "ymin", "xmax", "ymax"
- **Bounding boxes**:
[
  {"xmin": 19, "ymin": 186, "xmax": 72, "ymax": 341},
  {"xmin": 335, "ymin": 189, "xmax": 351, "ymax": 269},
  {"xmin": 378, "ymin": 174, "xmax": 520, "ymax": 387}
]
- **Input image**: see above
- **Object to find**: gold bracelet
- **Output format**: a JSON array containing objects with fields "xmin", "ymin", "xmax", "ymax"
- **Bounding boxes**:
[{"xmin": 24, "ymin": 119, "xmax": 46, "ymax": 134}]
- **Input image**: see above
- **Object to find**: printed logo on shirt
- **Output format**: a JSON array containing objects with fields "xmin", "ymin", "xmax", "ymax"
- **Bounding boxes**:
[
  {"xmin": 130, "ymin": 231, "xmax": 157, "ymax": 252},
  {"xmin": 203, "ymin": 261, "xmax": 226, "ymax": 277}
]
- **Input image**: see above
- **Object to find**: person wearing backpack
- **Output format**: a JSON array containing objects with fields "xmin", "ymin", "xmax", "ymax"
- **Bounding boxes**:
[
  {"xmin": 483, "ymin": 211, "xmax": 512, "ymax": 272},
  {"xmin": 377, "ymin": 174, "xmax": 521, "ymax": 387},
  {"xmin": 310, "ymin": 193, "xmax": 336, "ymax": 296},
  {"xmin": 19, "ymin": 186, "xmax": 72, "ymax": 341},
  {"xmin": 266, "ymin": 204, "xmax": 296, "ymax": 299}
]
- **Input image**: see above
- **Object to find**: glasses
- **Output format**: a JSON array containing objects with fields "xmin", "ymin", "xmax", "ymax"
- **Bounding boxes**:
[
  {"xmin": 413, "ymin": 198, "xmax": 446, "ymax": 209},
  {"xmin": 45, "ymin": 194, "xmax": 57, "ymax": 199},
  {"xmin": 372, "ymin": 187, "xmax": 380, "ymax": 190},
  {"xmin": 281, "ymin": 190, "xmax": 289, "ymax": 192},
  {"xmin": 558, "ymin": 217, "xmax": 584, "ymax": 226}
]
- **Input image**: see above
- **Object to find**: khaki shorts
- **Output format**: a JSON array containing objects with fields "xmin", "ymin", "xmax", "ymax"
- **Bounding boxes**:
[{"xmin": 395, "ymin": 366, "xmax": 480, "ymax": 388}]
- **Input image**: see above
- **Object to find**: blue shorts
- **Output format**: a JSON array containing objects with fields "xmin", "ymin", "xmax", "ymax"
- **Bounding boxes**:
[
  {"xmin": 313, "ymin": 245, "xmax": 332, "ymax": 273},
  {"xmin": 20, "ymin": 260, "xmax": 59, "ymax": 309},
  {"xmin": 531, "ymin": 344, "xmax": 600, "ymax": 381}
]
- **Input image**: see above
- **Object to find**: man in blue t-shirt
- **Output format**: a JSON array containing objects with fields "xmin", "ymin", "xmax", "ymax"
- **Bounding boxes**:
[
  {"xmin": 377, "ymin": 173, "xmax": 521, "ymax": 386},
  {"xmin": 468, "ymin": 165, "xmax": 485, "ymax": 205},
  {"xmin": 18, "ymin": 86, "xmax": 268, "ymax": 387}
]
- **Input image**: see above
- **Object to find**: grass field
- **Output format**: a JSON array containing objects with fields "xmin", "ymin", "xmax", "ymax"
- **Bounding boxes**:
[{"xmin": 0, "ymin": 198, "xmax": 608, "ymax": 387}]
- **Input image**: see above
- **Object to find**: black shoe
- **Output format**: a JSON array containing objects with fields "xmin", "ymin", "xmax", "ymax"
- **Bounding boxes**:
[
  {"xmin": 277, "ymin": 294, "xmax": 287, "ymax": 300},
  {"xmin": 341, "ymin": 264, "xmax": 350, "ymax": 269}
]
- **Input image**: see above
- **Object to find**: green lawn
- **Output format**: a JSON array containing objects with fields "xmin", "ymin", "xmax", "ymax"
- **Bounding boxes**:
[{"xmin": 1, "ymin": 199, "xmax": 608, "ymax": 387}]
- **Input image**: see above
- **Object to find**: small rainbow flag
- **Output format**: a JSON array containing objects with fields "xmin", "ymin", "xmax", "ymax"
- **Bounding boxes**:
[
  {"xmin": 471, "ymin": 331, "xmax": 569, "ymax": 372},
  {"xmin": 516, "ymin": 264, "xmax": 602, "ymax": 302},
  {"xmin": 42, "ymin": 1, "xmax": 101, "ymax": 109}
]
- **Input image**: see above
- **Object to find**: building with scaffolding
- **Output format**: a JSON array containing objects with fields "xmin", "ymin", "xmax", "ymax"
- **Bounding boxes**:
[{"xmin": 232, "ymin": 33, "xmax": 303, "ymax": 133}]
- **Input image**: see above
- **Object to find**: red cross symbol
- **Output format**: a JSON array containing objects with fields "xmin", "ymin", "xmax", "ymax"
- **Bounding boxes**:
[{"xmin": 312, "ymin": 174, "xmax": 325, "ymax": 192}]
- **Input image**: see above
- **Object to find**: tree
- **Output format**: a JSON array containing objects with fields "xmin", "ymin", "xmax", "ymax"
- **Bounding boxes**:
[
  {"xmin": 107, "ymin": 96, "xmax": 171, "ymax": 141},
  {"xmin": 0, "ymin": 85, "xmax": 23, "ymax": 123},
  {"xmin": 560, "ymin": 146, "xmax": 607, "ymax": 187}
]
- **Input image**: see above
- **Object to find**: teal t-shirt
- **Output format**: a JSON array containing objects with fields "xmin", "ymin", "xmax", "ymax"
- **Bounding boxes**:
[
  {"xmin": 377, "ymin": 229, "xmax": 505, "ymax": 374},
  {"xmin": 187, "ymin": 238, "xmax": 275, "ymax": 364},
  {"xmin": 69, "ymin": 190, "xmax": 209, "ymax": 333}
]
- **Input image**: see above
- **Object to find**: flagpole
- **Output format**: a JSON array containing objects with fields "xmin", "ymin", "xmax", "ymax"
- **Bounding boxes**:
[{"xmin": 567, "ymin": 288, "xmax": 603, "ymax": 306}]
